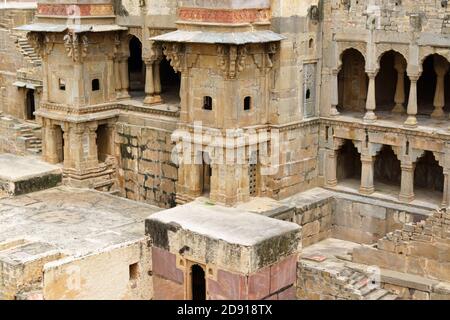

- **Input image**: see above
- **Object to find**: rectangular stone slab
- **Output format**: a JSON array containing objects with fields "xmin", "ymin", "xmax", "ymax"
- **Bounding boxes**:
[{"xmin": 146, "ymin": 199, "xmax": 301, "ymax": 274}]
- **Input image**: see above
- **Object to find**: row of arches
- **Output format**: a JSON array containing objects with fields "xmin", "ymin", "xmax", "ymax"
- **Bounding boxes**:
[
  {"xmin": 337, "ymin": 48, "xmax": 450, "ymax": 118},
  {"xmin": 335, "ymin": 140, "xmax": 444, "ymax": 205},
  {"xmin": 127, "ymin": 36, "xmax": 181, "ymax": 102}
]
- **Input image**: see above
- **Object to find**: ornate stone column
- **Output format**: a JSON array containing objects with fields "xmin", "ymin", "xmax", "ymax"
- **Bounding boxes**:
[
  {"xmin": 330, "ymin": 69, "xmax": 340, "ymax": 116},
  {"xmin": 143, "ymin": 58, "xmax": 163, "ymax": 105},
  {"xmin": 404, "ymin": 75, "xmax": 419, "ymax": 128},
  {"xmin": 360, "ymin": 154, "xmax": 375, "ymax": 195},
  {"xmin": 392, "ymin": 56, "xmax": 406, "ymax": 113},
  {"xmin": 324, "ymin": 149, "xmax": 338, "ymax": 187},
  {"xmin": 364, "ymin": 71, "xmax": 377, "ymax": 122},
  {"xmin": 442, "ymin": 170, "xmax": 450, "ymax": 208},
  {"xmin": 119, "ymin": 58, "xmax": 130, "ymax": 99},
  {"xmin": 154, "ymin": 58, "xmax": 162, "ymax": 97},
  {"xmin": 114, "ymin": 59, "xmax": 122, "ymax": 98},
  {"xmin": 399, "ymin": 161, "xmax": 415, "ymax": 202},
  {"xmin": 87, "ymin": 124, "xmax": 99, "ymax": 167},
  {"xmin": 431, "ymin": 55, "xmax": 449, "ymax": 119}
]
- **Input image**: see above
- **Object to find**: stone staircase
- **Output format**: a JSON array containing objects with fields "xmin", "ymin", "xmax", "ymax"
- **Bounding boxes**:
[
  {"xmin": 337, "ymin": 268, "xmax": 398, "ymax": 300},
  {"xmin": 17, "ymin": 124, "xmax": 42, "ymax": 155},
  {"xmin": 0, "ymin": 112, "xmax": 42, "ymax": 155},
  {"xmin": 15, "ymin": 36, "xmax": 42, "ymax": 67}
]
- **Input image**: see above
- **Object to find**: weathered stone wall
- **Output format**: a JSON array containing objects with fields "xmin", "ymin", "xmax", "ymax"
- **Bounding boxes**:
[
  {"xmin": 281, "ymin": 189, "xmax": 432, "ymax": 247},
  {"xmin": 265, "ymin": 122, "xmax": 320, "ymax": 200},
  {"xmin": 293, "ymin": 197, "xmax": 333, "ymax": 247},
  {"xmin": 332, "ymin": 197, "xmax": 428, "ymax": 244},
  {"xmin": 353, "ymin": 209, "xmax": 450, "ymax": 283},
  {"xmin": 0, "ymin": 7, "xmax": 37, "ymax": 119},
  {"xmin": 115, "ymin": 113, "xmax": 178, "ymax": 208},
  {"xmin": 42, "ymin": 239, "xmax": 152, "ymax": 300},
  {"xmin": 271, "ymin": 0, "xmax": 321, "ymax": 124}
]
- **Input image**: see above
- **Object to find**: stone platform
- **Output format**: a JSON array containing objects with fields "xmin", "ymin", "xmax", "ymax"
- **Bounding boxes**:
[
  {"xmin": 146, "ymin": 198, "xmax": 301, "ymax": 300},
  {"xmin": 0, "ymin": 186, "xmax": 161, "ymax": 299},
  {"xmin": 0, "ymin": 154, "xmax": 62, "ymax": 196}
]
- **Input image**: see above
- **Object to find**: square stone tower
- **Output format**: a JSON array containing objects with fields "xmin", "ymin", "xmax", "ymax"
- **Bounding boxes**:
[
  {"xmin": 17, "ymin": 1, "xmax": 128, "ymax": 190},
  {"xmin": 152, "ymin": 0, "xmax": 285, "ymax": 206}
]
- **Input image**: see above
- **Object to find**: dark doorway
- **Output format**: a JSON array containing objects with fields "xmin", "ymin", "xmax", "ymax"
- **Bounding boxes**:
[
  {"xmin": 54, "ymin": 125, "xmax": 64, "ymax": 164},
  {"xmin": 96, "ymin": 124, "xmax": 112, "ymax": 163},
  {"xmin": 374, "ymin": 145, "xmax": 401, "ymax": 187},
  {"xmin": 338, "ymin": 48, "xmax": 368, "ymax": 113},
  {"xmin": 26, "ymin": 89, "xmax": 35, "ymax": 120},
  {"xmin": 417, "ymin": 55, "xmax": 437, "ymax": 115},
  {"xmin": 160, "ymin": 57, "xmax": 181, "ymax": 103},
  {"xmin": 337, "ymin": 140, "xmax": 361, "ymax": 181},
  {"xmin": 191, "ymin": 264, "xmax": 206, "ymax": 300},
  {"xmin": 414, "ymin": 151, "xmax": 444, "ymax": 193},
  {"xmin": 128, "ymin": 36, "xmax": 144, "ymax": 92},
  {"xmin": 375, "ymin": 51, "xmax": 410, "ymax": 111},
  {"xmin": 200, "ymin": 152, "xmax": 212, "ymax": 195}
]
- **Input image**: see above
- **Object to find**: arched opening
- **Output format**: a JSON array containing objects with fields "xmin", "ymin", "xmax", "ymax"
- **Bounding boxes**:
[
  {"xmin": 418, "ymin": 54, "xmax": 450, "ymax": 116},
  {"xmin": 26, "ymin": 89, "xmax": 35, "ymax": 120},
  {"xmin": 336, "ymin": 140, "xmax": 361, "ymax": 183},
  {"xmin": 338, "ymin": 48, "xmax": 368, "ymax": 114},
  {"xmin": 160, "ymin": 57, "xmax": 181, "ymax": 104},
  {"xmin": 191, "ymin": 264, "xmax": 206, "ymax": 300},
  {"xmin": 414, "ymin": 151, "xmax": 444, "ymax": 198},
  {"xmin": 128, "ymin": 36, "xmax": 144, "ymax": 95},
  {"xmin": 375, "ymin": 51, "xmax": 410, "ymax": 112},
  {"xmin": 374, "ymin": 145, "xmax": 401, "ymax": 190}
]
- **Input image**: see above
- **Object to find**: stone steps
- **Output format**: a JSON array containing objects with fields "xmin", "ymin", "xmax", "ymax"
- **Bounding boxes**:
[
  {"xmin": 15, "ymin": 36, "xmax": 41, "ymax": 67},
  {"xmin": 339, "ymin": 268, "xmax": 398, "ymax": 300}
]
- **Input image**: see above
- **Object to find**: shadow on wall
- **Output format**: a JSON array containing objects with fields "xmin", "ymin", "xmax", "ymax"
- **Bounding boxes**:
[{"xmin": 113, "ymin": 0, "xmax": 129, "ymax": 16}]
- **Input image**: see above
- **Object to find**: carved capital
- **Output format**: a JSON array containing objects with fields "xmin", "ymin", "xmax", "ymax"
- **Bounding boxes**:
[
  {"xmin": 63, "ymin": 32, "xmax": 89, "ymax": 62},
  {"xmin": 217, "ymin": 44, "xmax": 249, "ymax": 79}
]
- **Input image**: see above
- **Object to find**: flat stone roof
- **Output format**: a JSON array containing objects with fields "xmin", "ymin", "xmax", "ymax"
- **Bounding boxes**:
[
  {"xmin": 147, "ymin": 198, "xmax": 300, "ymax": 246},
  {"xmin": 151, "ymin": 30, "xmax": 285, "ymax": 45},
  {"xmin": 0, "ymin": 186, "xmax": 161, "ymax": 259},
  {"xmin": 0, "ymin": 154, "xmax": 61, "ymax": 182}
]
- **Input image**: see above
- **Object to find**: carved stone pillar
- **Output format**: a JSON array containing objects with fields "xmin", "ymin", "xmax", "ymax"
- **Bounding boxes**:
[
  {"xmin": 360, "ymin": 154, "xmax": 375, "ymax": 195},
  {"xmin": 442, "ymin": 171, "xmax": 450, "ymax": 208},
  {"xmin": 119, "ymin": 58, "xmax": 130, "ymax": 99},
  {"xmin": 87, "ymin": 124, "xmax": 99, "ymax": 166},
  {"xmin": 71, "ymin": 125, "xmax": 85, "ymax": 171},
  {"xmin": 399, "ymin": 161, "xmax": 415, "ymax": 202},
  {"xmin": 364, "ymin": 72, "xmax": 377, "ymax": 122},
  {"xmin": 114, "ymin": 59, "xmax": 122, "ymax": 98},
  {"xmin": 404, "ymin": 75, "xmax": 419, "ymax": 128},
  {"xmin": 431, "ymin": 55, "xmax": 449, "ymax": 119},
  {"xmin": 43, "ymin": 125, "xmax": 58, "ymax": 164},
  {"xmin": 392, "ymin": 56, "xmax": 406, "ymax": 113},
  {"xmin": 143, "ymin": 59, "xmax": 162, "ymax": 105},
  {"xmin": 63, "ymin": 128, "xmax": 71, "ymax": 168},
  {"xmin": 324, "ymin": 149, "xmax": 338, "ymax": 187},
  {"xmin": 330, "ymin": 69, "xmax": 340, "ymax": 116},
  {"xmin": 154, "ymin": 59, "xmax": 162, "ymax": 97}
]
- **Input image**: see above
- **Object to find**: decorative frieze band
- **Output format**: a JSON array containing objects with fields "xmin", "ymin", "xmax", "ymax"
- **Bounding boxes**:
[
  {"xmin": 178, "ymin": 7, "xmax": 270, "ymax": 24},
  {"xmin": 37, "ymin": 4, "xmax": 114, "ymax": 17}
]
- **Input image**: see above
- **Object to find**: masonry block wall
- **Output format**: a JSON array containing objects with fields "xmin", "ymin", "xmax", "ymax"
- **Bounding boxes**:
[{"xmin": 115, "ymin": 113, "xmax": 178, "ymax": 208}]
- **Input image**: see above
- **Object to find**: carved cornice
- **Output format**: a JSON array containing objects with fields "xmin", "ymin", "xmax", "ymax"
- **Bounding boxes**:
[{"xmin": 163, "ymin": 43, "xmax": 198, "ymax": 73}]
